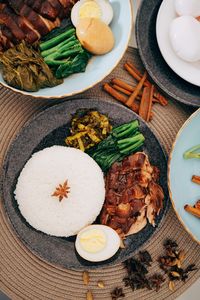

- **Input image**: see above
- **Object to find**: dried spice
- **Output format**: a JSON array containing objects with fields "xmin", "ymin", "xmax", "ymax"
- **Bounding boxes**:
[
  {"xmin": 82, "ymin": 271, "xmax": 90, "ymax": 285},
  {"xmin": 0, "ymin": 41, "xmax": 62, "ymax": 92},
  {"xmin": 139, "ymin": 251, "xmax": 152, "ymax": 266},
  {"xmin": 123, "ymin": 251, "xmax": 165, "ymax": 292},
  {"xmin": 148, "ymin": 274, "xmax": 165, "ymax": 292},
  {"xmin": 86, "ymin": 290, "xmax": 93, "ymax": 300},
  {"xmin": 52, "ymin": 180, "xmax": 70, "ymax": 202},
  {"xmin": 111, "ymin": 287, "xmax": 125, "ymax": 300},
  {"xmin": 158, "ymin": 239, "xmax": 198, "ymax": 290},
  {"xmin": 97, "ymin": 280, "xmax": 105, "ymax": 288}
]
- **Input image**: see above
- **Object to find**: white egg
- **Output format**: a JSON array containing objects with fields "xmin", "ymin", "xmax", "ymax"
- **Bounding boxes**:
[
  {"xmin": 71, "ymin": 0, "xmax": 113, "ymax": 28},
  {"xmin": 75, "ymin": 225, "xmax": 120, "ymax": 262},
  {"xmin": 175, "ymin": 0, "xmax": 200, "ymax": 17},
  {"xmin": 169, "ymin": 16, "xmax": 200, "ymax": 62}
]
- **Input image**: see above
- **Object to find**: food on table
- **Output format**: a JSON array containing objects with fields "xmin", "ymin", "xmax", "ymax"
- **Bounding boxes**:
[
  {"xmin": 0, "ymin": 41, "xmax": 62, "ymax": 91},
  {"xmin": 87, "ymin": 120, "xmax": 145, "ymax": 172},
  {"xmin": 158, "ymin": 239, "xmax": 197, "ymax": 291},
  {"xmin": 65, "ymin": 110, "xmax": 112, "ymax": 151},
  {"xmin": 175, "ymin": 0, "xmax": 200, "ymax": 18},
  {"xmin": 183, "ymin": 144, "xmax": 200, "ymax": 159},
  {"xmin": 111, "ymin": 287, "xmax": 125, "ymax": 300},
  {"xmin": 191, "ymin": 175, "xmax": 200, "ymax": 185},
  {"xmin": 40, "ymin": 25, "xmax": 91, "ymax": 79},
  {"xmin": 0, "ymin": 0, "xmax": 78, "ymax": 51},
  {"xmin": 184, "ymin": 200, "xmax": 200, "ymax": 218},
  {"xmin": 75, "ymin": 225, "xmax": 120, "ymax": 262},
  {"xmin": 169, "ymin": 16, "xmax": 200, "ymax": 62},
  {"xmin": 100, "ymin": 152, "xmax": 164, "ymax": 237},
  {"xmin": 71, "ymin": 0, "xmax": 113, "ymax": 28},
  {"xmin": 124, "ymin": 251, "xmax": 165, "ymax": 292},
  {"xmin": 14, "ymin": 146, "xmax": 105, "ymax": 237},
  {"xmin": 82, "ymin": 271, "xmax": 90, "ymax": 285},
  {"xmin": 103, "ymin": 61, "xmax": 168, "ymax": 122},
  {"xmin": 0, "ymin": 0, "xmax": 116, "ymax": 91},
  {"xmin": 76, "ymin": 18, "xmax": 114, "ymax": 55},
  {"xmin": 183, "ymin": 146, "xmax": 200, "ymax": 219},
  {"xmin": 86, "ymin": 290, "xmax": 94, "ymax": 300}
]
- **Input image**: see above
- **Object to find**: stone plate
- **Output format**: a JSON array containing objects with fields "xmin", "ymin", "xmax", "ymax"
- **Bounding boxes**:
[
  {"xmin": 1, "ymin": 98, "xmax": 169, "ymax": 270},
  {"xmin": 135, "ymin": 0, "xmax": 200, "ymax": 107}
]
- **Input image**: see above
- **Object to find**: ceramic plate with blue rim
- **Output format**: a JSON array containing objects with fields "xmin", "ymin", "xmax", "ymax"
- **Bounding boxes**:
[
  {"xmin": 168, "ymin": 109, "xmax": 200, "ymax": 244},
  {"xmin": 0, "ymin": 0, "xmax": 132, "ymax": 99}
]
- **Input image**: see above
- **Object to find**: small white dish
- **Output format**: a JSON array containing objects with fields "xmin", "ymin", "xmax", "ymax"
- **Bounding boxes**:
[
  {"xmin": 0, "ymin": 0, "xmax": 133, "ymax": 99},
  {"xmin": 156, "ymin": 0, "xmax": 200, "ymax": 87}
]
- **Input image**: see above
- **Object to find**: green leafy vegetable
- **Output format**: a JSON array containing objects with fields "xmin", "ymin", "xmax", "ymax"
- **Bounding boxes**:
[
  {"xmin": 183, "ymin": 144, "xmax": 200, "ymax": 159},
  {"xmin": 0, "ymin": 41, "xmax": 62, "ymax": 92},
  {"xmin": 41, "ymin": 20, "xmax": 73, "ymax": 42},
  {"xmin": 40, "ymin": 25, "xmax": 91, "ymax": 79},
  {"xmin": 40, "ymin": 27, "xmax": 75, "ymax": 51},
  {"xmin": 87, "ymin": 120, "xmax": 145, "ymax": 172}
]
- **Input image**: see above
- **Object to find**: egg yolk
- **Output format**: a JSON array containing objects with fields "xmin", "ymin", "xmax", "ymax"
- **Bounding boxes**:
[
  {"xmin": 79, "ymin": 1, "xmax": 102, "ymax": 20},
  {"xmin": 79, "ymin": 228, "xmax": 106, "ymax": 253}
]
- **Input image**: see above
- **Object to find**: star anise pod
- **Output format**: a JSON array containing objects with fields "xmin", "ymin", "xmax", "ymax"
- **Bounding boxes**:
[
  {"xmin": 148, "ymin": 274, "xmax": 165, "ymax": 292},
  {"xmin": 111, "ymin": 287, "xmax": 125, "ymax": 300},
  {"xmin": 139, "ymin": 251, "xmax": 152, "ymax": 266},
  {"xmin": 52, "ymin": 180, "xmax": 70, "ymax": 201}
]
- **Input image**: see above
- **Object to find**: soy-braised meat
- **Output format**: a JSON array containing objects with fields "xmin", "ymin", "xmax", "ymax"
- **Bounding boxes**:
[
  {"xmin": 0, "ymin": 0, "xmax": 78, "ymax": 51},
  {"xmin": 100, "ymin": 152, "xmax": 164, "ymax": 237}
]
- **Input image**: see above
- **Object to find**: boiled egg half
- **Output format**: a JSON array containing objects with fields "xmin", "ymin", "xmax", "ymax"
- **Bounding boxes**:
[
  {"xmin": 71, "ymin": 0, "xmax": 113, "ymax": 27},
  {"xmin": 175, "ymin": 0, "xmax": 200, "ymax": 18},
  {"xmin": 169, "ymin": 16, "xmax": 200, "ymax": 62},
  {"xmin": 75, "ymin": 224, "xmax": 120, "ymax": 262}
]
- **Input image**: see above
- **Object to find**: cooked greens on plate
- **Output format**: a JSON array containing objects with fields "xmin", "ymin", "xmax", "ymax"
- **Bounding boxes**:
[{"xmin": 0, "ymin": 0, "xmax": 115, "ymax": 92}]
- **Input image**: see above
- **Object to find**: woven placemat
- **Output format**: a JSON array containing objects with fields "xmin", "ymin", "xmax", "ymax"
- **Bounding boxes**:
[{"xmin": 0, "ymin": 47, "xmax": 199, "ymax": 300}]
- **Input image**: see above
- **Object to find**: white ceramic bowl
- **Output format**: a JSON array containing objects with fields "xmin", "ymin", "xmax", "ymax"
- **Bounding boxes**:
[
  {"xmin": 0, "ymin": 0, "xmax": 133, "ymax": 99},
  {"xmin": 156, "ymin": 0, "xmax": 200, "ymax": 87}
]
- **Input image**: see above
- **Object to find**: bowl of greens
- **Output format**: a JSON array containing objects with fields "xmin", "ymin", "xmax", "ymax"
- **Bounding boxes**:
[{"xmin": 0, "ymin": 0, "xmax": 132, "ymax": 99}]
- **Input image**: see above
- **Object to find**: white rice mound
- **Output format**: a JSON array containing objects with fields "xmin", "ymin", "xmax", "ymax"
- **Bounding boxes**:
[{"xmin": 14, "ymin": 146, "xmax": 105, "ymax": 237}]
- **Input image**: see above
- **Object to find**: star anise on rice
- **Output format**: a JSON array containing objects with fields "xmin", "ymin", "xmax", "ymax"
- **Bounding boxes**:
[{"xmin": 52, "ymin": 180, "xmax": 70, "ymax": 201}]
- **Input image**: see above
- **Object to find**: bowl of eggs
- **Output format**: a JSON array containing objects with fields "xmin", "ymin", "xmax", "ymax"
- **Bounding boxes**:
[
  {"xmin": 156, "ymin": 0, "xmax": 200, "ymax": 87},
  {"xmin": 0, "ymin": 0, "xmax": 132, "ymax": 99}
]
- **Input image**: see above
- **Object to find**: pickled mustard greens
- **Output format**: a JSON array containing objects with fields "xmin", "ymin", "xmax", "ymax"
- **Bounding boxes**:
[
  {"xmin": 0, "ymin": 41, "xmax": 62, "ymax": 92},
  {"xmin": 65, "ymin": 110, "xmax": 112, "ymax": 151},
  {"xmin": 40, "ymin": 26, "xmax": 91, "ymax": 79}
]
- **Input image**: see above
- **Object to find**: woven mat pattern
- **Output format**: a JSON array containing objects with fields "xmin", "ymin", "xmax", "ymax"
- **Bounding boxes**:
[{"xmin": 0, "ymin": 48, "xmax": 199, "ymax": 300}]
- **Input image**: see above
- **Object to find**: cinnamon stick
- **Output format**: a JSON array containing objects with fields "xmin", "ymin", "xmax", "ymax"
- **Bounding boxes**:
[
  {"xmin": 126, "ymin": 61, "xmax": 168, "ymax": 106},
  {"xmin": 112, "ymin": 79, "xmax": 159, "ymax": 103},
  {"xmin": 103, "ymin": 83, "xmax": 127, "ymax": 104},
  {"xmin": 124, "ymin": 63, "xmax": 144, "ymax": 83},
  {"xmin": 192, "ymin": 175, "xmax": 200, "ymax": 185},
  {"xmin": 126, "ymin": 72, "xmax": 147, "ymax": 108},
  {"xmin": 111, "ymin": 78, "xmax": 135, "ymax": 92},
  {"xmin": 153, "ymin": 91, "xmax": 168, "ymax": 106},
  {"xmin": 184, "ymin": 204, "xmax": 200, "ymax": 218},
  {"xmin": 112, "ymin": 84, "xmax": 132, "ymax": 96},
  {"xmin": 139, "ymin": 85, "xmax": 154, "ymax": 122}
]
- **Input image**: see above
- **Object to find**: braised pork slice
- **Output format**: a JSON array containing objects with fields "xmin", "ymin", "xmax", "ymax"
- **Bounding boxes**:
[
  {"xmin": 0, "ymin": 0, "xmax": 78, "ymax": 51},
  {"xmin": 100, "ymin": 152, "xmax": 164, "ymax": 238},
  {"xmin": 24, "ymin": 0, "xmax": 59, "ymax": 20}
]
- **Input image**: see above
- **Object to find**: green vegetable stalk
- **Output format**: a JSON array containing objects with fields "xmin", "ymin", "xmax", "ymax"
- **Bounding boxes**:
[
  {"xmin": 183, "ymin": 144, "xmax": 200, "ymax": 159},
  {"xmin": 39, "ymin": 26, "xmax": 91, "ymax": 79},
  {"xmin": 40, "ymin": 27, "xmax": 75, "ymax": 51},
  {"xmin": 87, "ymin": 120, "xmax": 145, "ymax": 172}
]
